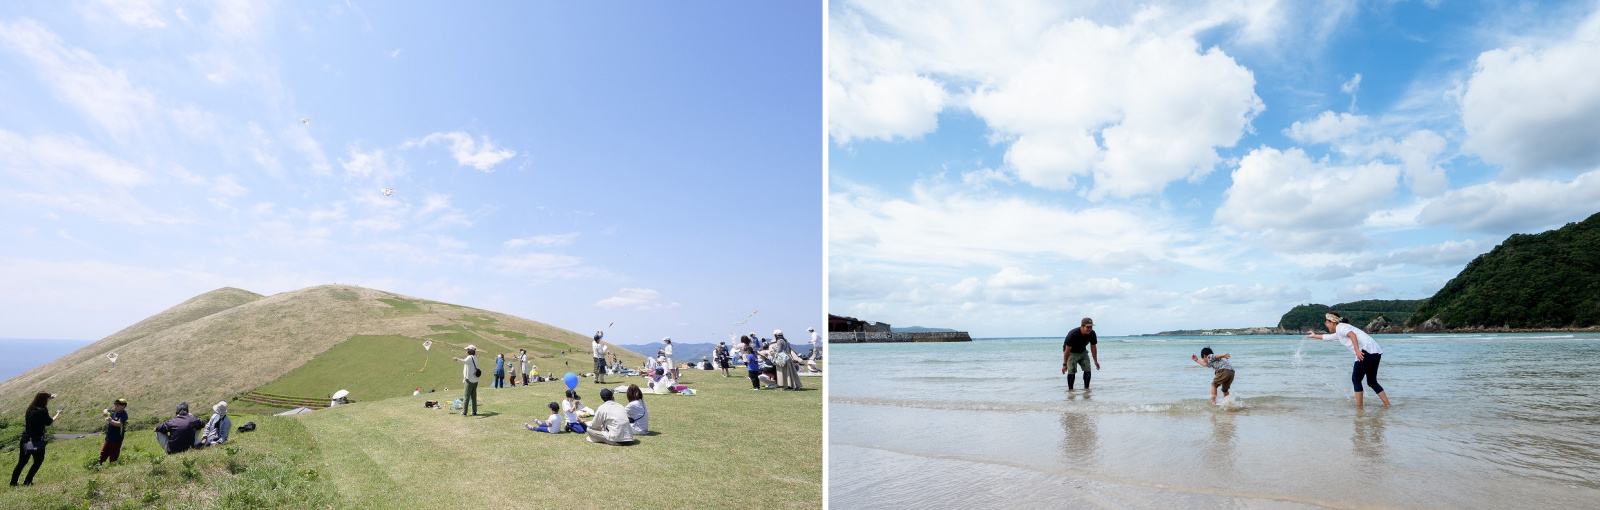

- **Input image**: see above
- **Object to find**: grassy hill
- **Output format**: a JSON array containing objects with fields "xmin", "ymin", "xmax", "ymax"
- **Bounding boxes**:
[
  {"xmin": 0, "ymin": 285, "xmax": 641, "ymax": 433},
  {"xmin": 1407, "ymin": 212, "xmax": 1600, "ymax": 329}
]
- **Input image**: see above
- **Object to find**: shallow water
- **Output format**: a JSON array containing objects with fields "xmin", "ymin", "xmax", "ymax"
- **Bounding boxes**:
[{"xmin": 829, "ymin": 333, "xmax": 1600, "ymax": 509}]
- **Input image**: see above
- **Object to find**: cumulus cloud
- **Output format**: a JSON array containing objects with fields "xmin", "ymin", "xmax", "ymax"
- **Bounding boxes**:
[
  {"xmin": 0, "ymin": 19, "xmax": 159, "ymax": 136},
  {"xmin": 830, "ymin": 3, "xmax": 1264, "ymax": 198},
  {"xmin": 1215, "ymin": 146, "xmax": 1400, "ymax": 252},
  {"xmin": 1418, "ymin": 168, "xmax": 1600, "ymax": 234},
  {"xmin": 594, "ymin": 288, "xmax": 678, "ymax": 310},
  {"xmin": 492, "ymin": 252, "xmax": 601, "ymax": 280},
  {"xmin": 405, "ymin": 131, "xmax": 516, "ymax": 171},
  {"xmin": 1461, "ymin": 11, "xmax": 1600, "ymax": 176},
  {"xmin": 1284, "ymin": 111, "xmax": 1370, "ymax": 145},
  {"xmin": 968, "ymin": 19, "xmax": 1263, "ymax": 198}
]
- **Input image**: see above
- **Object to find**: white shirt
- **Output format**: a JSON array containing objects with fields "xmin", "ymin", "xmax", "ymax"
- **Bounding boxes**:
[
  {"xmin": 592, "ymin": 341, "xmax": 606, "ymax": 359},
  {"xmin": 810, "ymin": 331, "xmax": 820, "ymax": 347},
  {"xmin": 663, "ymin": 344, "xmax": 673, "ymax": 361},
  {"xmin": 457, "ymin": 354, "xmax": 479, "ymax": 383},
  {"xmin": 1321, "ymin": 323, "xmax": 1383, "ymax": 355},
  {"xmin": 625, "ymin": 400, "xmax": 648, "ymax": 434},
  {"xmin": 561, "ymin": 399, "xmax": 579, "ymax": 424},
  {"xmin": 517, "ymin": 353, "xmax": 528, "ymax": 372},
  {"xmin": 543, "ymin": 413, "xmax": 563, "ymax": 433}
]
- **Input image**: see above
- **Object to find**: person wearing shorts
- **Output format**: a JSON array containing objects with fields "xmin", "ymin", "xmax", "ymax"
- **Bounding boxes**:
[
  {"xmin": 592, "ymin": 331, "xmax": 608, "ymax": 385},
  {"xmin": 1061, "ymin": 317, "xmax": 1100, "ymax": 390}
]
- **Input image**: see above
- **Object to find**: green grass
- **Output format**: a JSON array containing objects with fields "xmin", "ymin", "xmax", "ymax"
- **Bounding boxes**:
[
  {"xmin": 298, "ymin": 369, "xmax": 822, "ymax": 508},
  {"xmin": 0, "ymin": 414, "xmax": 336, "ymax": 509},
  {"xmin": 374, "ymin": 298, "xmax": 422, "ymax": 316},
  {"xmin": 1, "ymin": 372, "xmax": 822, "ymax": 508}
]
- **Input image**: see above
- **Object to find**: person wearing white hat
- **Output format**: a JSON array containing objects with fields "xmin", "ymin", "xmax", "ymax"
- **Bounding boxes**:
[
  {"xmin": 662, "ymin": 337, "xmax": 676, "ymax": 379},
  {"xmin": 201, "ymin": 401, "xmax": 230, "ymax": 446},
  {"xmin": 452, "ymin": 345, "xmax": 481, "ymax": 416},
  {"xmin": 1306, "ymin": 312, "xmax": 1391, "ymax": 408},
  {"xmin": 771, "ymin": 330, "xmax": 802, "ymax": 391}
]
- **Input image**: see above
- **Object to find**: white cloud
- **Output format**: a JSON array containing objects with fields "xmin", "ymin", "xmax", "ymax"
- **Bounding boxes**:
[
  {"xmin": 594, "ymin": 288, "xmax": 677, "ymax": 310},
  {"xmin": 211, "ymin": 175, "xmax": 247, "ymax": 197},
  {"xmin": 1312, "ymin": 239, "xmax": 1494, "ymax": 280},
  {"xmin": 1337, "ymin": 283, "xmax": 1389, "ymax": 301},
  {"xmin": 1215, "ymin": 146, "xmax": 1400, "ymax": 252},
  {"xmin": 0, "ymin": 130, "xmax": 183, "ymax": 225},
  {"xmin": 0, "ymin": 19, "xmax": 159, "ymax": 136},
  {"xmin": 405, "ymin": 131, "xmax": 516, "ymax": 171},
  {"xmin": 91, "ymin": 0, "xmax": 168, "ymax": 28},
  {"xmin": 1418, "ymin": 168, "xmax": 1600, "ymax": 234},
  {"xmin": 1189, "ymin": 283, "xmax": 1307, "ymax": 305},
  {"xmin": 830, "ymin": 178, "xmax": 1216, "ymax": 270},
  {"xmin": 986, "ymin": 267, "xmax": 1052, "ymax": 290},
  {"xmin": 340, "ymin": 145, "xmax": 395, "ymax": 180},
  {"xmin": 830, "ymin": 2, "xmax": 1265, "ymax": 198},
  {"xmin": 1461, "ymin": 11, "xmax": 1600, "ymax": 176},
  {"xmin": 1284, "ymin": 111, "xmax": 1371, "ymax": 145},
  {"xmin": 390, "ymin": 48, "xmax": 402, "ymax": 58},
  {"xmin": 967, "ymin": 18, "xmax": 1263, "ymax": 198},
  {"xmin": 504, "ymin": 233, "xmax": 580, "ymax": 248}
]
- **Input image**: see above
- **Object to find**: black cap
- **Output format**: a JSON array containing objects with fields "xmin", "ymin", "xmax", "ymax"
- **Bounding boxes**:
[{"xmin": 599, "ymin": 388, "xmax": 615, "ymax": 401}]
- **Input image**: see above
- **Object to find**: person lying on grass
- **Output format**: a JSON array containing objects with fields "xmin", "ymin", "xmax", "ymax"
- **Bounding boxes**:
[
  {"xmin": 526, "ymin": 402, "xmax": 563, "ymax": 433},
  {"xmin": 585, "ymin": 388, "xmax": 634, "ymax": 445}
]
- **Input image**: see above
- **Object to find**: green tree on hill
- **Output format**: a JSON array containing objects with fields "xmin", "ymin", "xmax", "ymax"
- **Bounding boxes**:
[
  {"xmin": 1407, "ymin": 212, "xmax": 1600, "ymax": 329},
  {"xmin": 1278, "ymin": 300, "xmax": 1425, "ymax": 332}
]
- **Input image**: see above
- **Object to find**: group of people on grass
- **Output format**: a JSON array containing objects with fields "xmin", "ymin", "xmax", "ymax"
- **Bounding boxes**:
[
  {"xmin": 11, "ymin": 394, "xmax": 230, "ymax": 487},
  {"xmin": 1062, "ymin": 312, "xmax": 1392, "ymax": 408},
  {"xmin": 525, "ymin": 385, "xmax": 650, "ymax": 445},
  {"xmin": 489, "ymin": 349, "xmax": 553, "ymax": 388}
]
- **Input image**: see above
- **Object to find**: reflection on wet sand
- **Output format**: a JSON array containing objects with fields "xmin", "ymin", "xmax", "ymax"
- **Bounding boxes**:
[
  {"xmin": 1352, "ymin": 410, "xmax": 1386, "ymax": 459},
  {"xmin": 1206, "ymin": 413, "xmax": 1237, "ymax": 473},
  {"xmin": 1060, "ymin": 408, "xmax": 1098, "ymax": 463}
]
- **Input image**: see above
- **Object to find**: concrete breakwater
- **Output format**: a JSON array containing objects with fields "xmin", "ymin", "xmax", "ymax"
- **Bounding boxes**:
[{"xmin": 829, "ymin": 331, "xmax": 972, "ymax": 343}]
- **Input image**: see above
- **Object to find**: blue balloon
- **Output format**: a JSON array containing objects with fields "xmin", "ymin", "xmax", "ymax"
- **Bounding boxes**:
[{"xmin": 564, "ymin": 372, "xmax": 578, "ymax": 390}]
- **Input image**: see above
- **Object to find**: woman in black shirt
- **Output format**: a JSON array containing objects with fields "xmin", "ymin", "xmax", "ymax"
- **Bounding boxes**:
[{"xmin": 11, "ymin": 392, "xmax": 63, "ymax": 486}]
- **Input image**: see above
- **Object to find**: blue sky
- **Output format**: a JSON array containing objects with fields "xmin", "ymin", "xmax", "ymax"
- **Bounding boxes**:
[
  {"xmin": 0, "ymin": 1, "xmax": 821, "ymax": 345},
  {"xmin": 828, "ymin": 0, "xmax": 1600, "ymax": 336}
]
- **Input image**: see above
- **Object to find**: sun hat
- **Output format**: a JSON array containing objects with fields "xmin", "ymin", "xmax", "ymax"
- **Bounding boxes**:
[{"xmin": 214, "ymin": 401, "xmax": 228, "ymax": 415}]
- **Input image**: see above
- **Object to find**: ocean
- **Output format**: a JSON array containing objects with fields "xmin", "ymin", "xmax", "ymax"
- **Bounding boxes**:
[
  {"xmin": 830, "ymin": 333, "xmax": 1600, "ymax": 509},
  {"xmin": 0, "ymin": 338, "xmax": 94, "ymax": 383}
]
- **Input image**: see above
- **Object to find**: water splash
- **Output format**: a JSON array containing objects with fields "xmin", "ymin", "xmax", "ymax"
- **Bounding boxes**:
[{"xmin": 1292, "ymin": 338, "xmax": 1307, "ymax": 369}]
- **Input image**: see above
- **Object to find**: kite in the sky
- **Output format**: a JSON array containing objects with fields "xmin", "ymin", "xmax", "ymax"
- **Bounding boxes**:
[
  {"xmin": 300, "ymin": 118, "xmax": 310, "ymax": 126},
  {"xmin": 107, "ymin": 352, "xmax": 118, "ymax": 368},
  {"xmin": 733, "ymin": 310, "xmax": 758, "ymax": 326},
  {"xmin": 382, "ymin": 188, "xmax": 395, "ymax": 197}
]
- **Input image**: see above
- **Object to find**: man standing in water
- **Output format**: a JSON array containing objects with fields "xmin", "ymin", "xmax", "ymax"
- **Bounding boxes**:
[{"xmin": 1061, "ymin": 317, "xmax": 1100, "ymax": 390}]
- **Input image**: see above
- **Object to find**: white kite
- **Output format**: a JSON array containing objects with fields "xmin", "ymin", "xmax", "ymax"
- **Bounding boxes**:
[
  {"xmin": 106, "ymin": 352, "xmax": 118, "ymax": 368},
  {"xmin": 300, "ymin": 118, "xmax": 310, "ymax": 126},
  {"xmin": 382, "ymin": 188, "xmax": 395, "ymax": 197},
  {"xmin": 422, "ymin": 340, "xmax": 432, "ymax": 351},
  {"xmin": 733, "ymin": 310, "xmax": 758, "ymax": 326}
]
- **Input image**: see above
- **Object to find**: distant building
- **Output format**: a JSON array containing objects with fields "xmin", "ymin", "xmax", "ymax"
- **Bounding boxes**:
[{"xmin": 828, "ymin": 314, "xmax": 891, "ymax": 333}]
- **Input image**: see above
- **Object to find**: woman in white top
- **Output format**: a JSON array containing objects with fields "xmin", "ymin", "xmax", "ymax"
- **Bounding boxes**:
[
  {"xmin": 1306, "ymin": 312, "xmax": 1391, "ymax": 408},
  {"xmin": 662, "ymin": 338, "xmax": 676, "ymax": 379},
  {"xmin": 624, "ymin": 384, "xmax": 649, "ymax": 434}
]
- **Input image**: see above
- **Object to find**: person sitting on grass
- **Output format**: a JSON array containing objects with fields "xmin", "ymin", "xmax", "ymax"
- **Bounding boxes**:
[
  {"xmin": 1191, "ymin": 347, "xmax": 1236, "ymax": 406},
  {"xmin": 585, "ymin": 389, "xmax": 634, "ymax": 445},
  {"xmin": 526, "ymin": 402, "xmax": 563, "ymax": 433},
  {"xmin": 201, "ymin": 401, "xmax": 230, "ymax": 446},
  {"xmin": 154, "ymin": 402, "xmax": 203, "ymax": 454},
  {"xmin": 625, "ymin": 384, "xmax": 649, "ymax": 435},
  {"xmin": 561, "ymin": 390, "xmax": 587, "ymax": 433}
]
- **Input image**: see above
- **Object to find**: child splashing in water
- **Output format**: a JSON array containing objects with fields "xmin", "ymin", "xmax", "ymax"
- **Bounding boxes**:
[{"xmin": 1191, "ymin": 347, "xmax": 1236, "ymax": 406}]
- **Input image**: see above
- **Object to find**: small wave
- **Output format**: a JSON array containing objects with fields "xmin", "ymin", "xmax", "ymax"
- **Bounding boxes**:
[{"xmin": 831, "ymin": 394, "xmax": 1309, "ymax": 415}]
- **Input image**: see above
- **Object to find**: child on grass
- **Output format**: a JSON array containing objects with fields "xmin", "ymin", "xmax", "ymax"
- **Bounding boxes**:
[
  {"xmin": 561, "ymin": 390, "xmax": 587, "ymax": 433},
  {"xmin": 526, "ymin": 402, "xmax": 563, "ymax": 433},
  {"xmin": 1191, "ymin": 347, "xmax": 1235, "ymax": 406}
]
